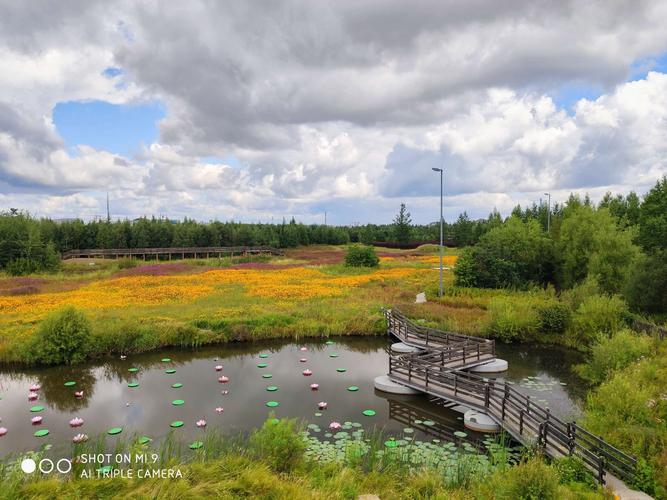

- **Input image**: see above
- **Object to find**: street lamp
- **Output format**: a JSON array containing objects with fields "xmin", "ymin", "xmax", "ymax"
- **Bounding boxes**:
[
  {"xmin": 432, "ymin": 167, "xmax": 444, "ymax": 297},
  {"xmin": 544, "ymin": 192, "xmax": 551, "ymax": 233}
]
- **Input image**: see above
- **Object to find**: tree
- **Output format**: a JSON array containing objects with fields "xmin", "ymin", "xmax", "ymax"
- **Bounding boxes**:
[
  {"xmin": 452, "ymin": 212, "xmax": 474, "ymax": 246},
  {"xmin": 392, "ymin": 203, "xmax": 412, "ymax": 243},
  {"xmin": 638, "ymin": 176, "xmax": 667, "ymax": 252},
  {"xmin": 624, "ymin": 250, "xmax": 667, "ymax": 313}
]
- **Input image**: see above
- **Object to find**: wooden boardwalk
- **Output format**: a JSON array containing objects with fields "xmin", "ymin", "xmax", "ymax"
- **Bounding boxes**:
[
  {"xmin": 61, "ymin": 246, "xmax": 284, "ymax": 260},
  {"xmin": 383, "ymin": 308, "xmax": 638, "ymax": 485}
]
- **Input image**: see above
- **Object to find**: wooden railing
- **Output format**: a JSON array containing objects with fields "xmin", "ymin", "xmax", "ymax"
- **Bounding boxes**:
[
  {"xmin": 61, "ymin": 246, "xmax": 284, "ymax": 260},
  {"xmin": 388, "ymin": 353, "xmax": 638, "ymax": 485}
]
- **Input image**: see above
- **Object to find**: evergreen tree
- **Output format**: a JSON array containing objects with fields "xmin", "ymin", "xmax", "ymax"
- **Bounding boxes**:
[{"xmin": 392, "ymin": 203, "xmax": 412, "ymax": 243}]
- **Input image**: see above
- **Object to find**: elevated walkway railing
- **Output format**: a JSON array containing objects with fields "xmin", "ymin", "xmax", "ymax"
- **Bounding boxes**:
[{"xmin": 61, "ymin": 246, "xmax": 284, "ymax": 260}]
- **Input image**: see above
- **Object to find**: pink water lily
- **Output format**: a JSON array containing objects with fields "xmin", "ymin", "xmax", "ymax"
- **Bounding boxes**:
[
  {"xmin": 299, "ymin": 347, "xmax": 307, "ymax": 352},
  {"xmin": 221, "ymin": 390, "xmax": 229, "ymax": 395},
  {"xmin": 300, "ymin": 358, "xmax": 307, "ymax": 363},
  {"xmin": 28, "ymin": 392, "xmax": 38, "ymax": 401},
  {"xmin": 31, "ymin": 416, "xmax": 42, "ymax": 425},
  {"xmin": 74, "ymin": 391, "xmax": 84, "ymax": 398},
  {"xmin": 218, "ymin": 376, "xmax": 229, "ymax": 383},
  {"xmin": 215, "ymin": 407, "xmax": 224, "ymax": 413},
  {"xmin": 29, "ymin": 384, "xmax": 40, "ymax": 392},
  {"xmin": 302, "ymin": 369, "xmax": 312, "ymax": 376},
  {"xmin": 72, "ymin": 433, "xmax": 88, "ymax": 444},
  {"xmin": 0, "ymin": 427, "xmax": 7, "ymax": 437},
  {"xmin": 310, "ymin": 383, "xmax": 319, "ymax": 390},
  {"xmin": 196, "ymin": 419, "xmax": 206, "ymax": 428},
  {"xmin": 215, "ymin": 365, "xmax": 223, "ymax": 371},
  {"xmin": 329, "ymin": 421, "xmax": 341, "ymax": 430},
  {"xmin": 318, "ymin": 402, "xmax": 328, "ymax": 410},
  {"xmin": 69, "ymin": 417, "xmax": 84, "ymax": 427}
]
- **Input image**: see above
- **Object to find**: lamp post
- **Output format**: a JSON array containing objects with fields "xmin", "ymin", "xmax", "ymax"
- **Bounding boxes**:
[
  {"xmin": 544, "ymin": 192, "xmax": 551, "ymax": 233},
  {"xmin": 432, "ymin": 167, "xmax": 444, "ymax": 297}
]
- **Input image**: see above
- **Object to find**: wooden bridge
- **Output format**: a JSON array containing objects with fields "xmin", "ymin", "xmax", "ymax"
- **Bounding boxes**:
[
  {"xmin": 61, "ymin": 246, "xmax": 284, "ymax": 261},
  {"xmin": 383, "ymin": 308, "xmax": 638, "ymax": 485}
]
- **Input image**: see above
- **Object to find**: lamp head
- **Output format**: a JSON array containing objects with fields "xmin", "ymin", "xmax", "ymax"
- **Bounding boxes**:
[{"xmin": 432, "ymin": 167, "xmax": 442, "ymax": 172}]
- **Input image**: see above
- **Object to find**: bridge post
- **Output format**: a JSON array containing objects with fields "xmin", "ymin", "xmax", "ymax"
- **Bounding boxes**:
[
  {"xmin": 425, "ymin": 369, "xmax": 429, "ymax": 388},
  {"xmin": 501, "ymin": 384, "xmax": 508, "ymax": 420},
  {"xmin": 568, "ymin": 422, "xmax": 576, "ymax": 456},
  {"xmin": 484, "ymin": 383, "xmax": 490, "ymax": 408},
  {"xmin": 476, "ymin": 343, "xmax": 480, "ymax": 360},
  {"xmin": 597, "ymin": 456, "xmax": 606, "ymax": 485},
  {"xmin": 519, "ymin": 409, "xmax": 524, "ymax": 435}
]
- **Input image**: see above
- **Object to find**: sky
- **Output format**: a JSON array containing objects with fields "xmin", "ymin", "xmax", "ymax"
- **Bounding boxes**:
[{"xmin": 0, "ymin": 1, "xmax": 666, "ymax": 224}]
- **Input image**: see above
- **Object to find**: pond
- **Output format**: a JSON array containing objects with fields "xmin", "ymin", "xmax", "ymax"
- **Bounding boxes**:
[{"xmin": 0, "ymin": 337, "xmax": 587, "ymax": 458}]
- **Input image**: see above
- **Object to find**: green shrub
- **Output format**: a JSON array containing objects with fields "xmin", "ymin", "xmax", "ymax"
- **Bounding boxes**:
[
  {"xmin": 569, "ymin": 294, "xmax": 628, "ymax": 345},
  {"xmin": 31, "ymin": 307, "xmax": 92, "ymax": 365},
  {"xmin": 624, "ymin": 250, "xmax": 667, "ymax": 314},
  {"xmin": 249, "ymin": 417, "xmax": 305, "ymax": 473},
  {"xmin": 486, "ymin": 297, "xmax": 539, "ymax": 342},
  {"xmin": 492, "ymin": 458, "xmax": 560, "ymax": 499},
  {"xmin": 537, "ymin": 303, "xmax": 571, "ymax": 335},
  {"xmin": 553, "ymin": 457, "xmax": 597, "ymax": 489},
  {"xmin": 344, "ymin": 245, "xmax": 379, "ymax": 267},
  {"xmin": 575, "ymin": 330, "xmax": 653, "ymax": 384}
]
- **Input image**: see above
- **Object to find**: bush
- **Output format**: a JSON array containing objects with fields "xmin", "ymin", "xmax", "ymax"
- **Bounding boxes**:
[
  {"xmin": 553, "ymin": 457, "xmax": 597, "ymax": 489},
  {"xmin": 344, "ymin": 245, "xmax": 379, "ymax": 267},
  {"xmin": 624, "ymin": 250, "xmax": 667, "ymax": 314},
  {"xmin": 537, "ymin": 303, "xmax": 571, "ymax": 335},
  {"xmin": 492, "ymin": 458, "xmax": 560, "ymax": 499},
  {"xmin": 569, "ymin": 294, "xmax": 628, "ymax": 345},
  {"xmin": 30, "ymin": 307, "xmax": 92, "ymax": 365},
  {"xmin": 486, "ymin": 297, "xmax": 539, "ymax": 342},
  {"xmin": 249, "ymin": 417, "xmax": 305, "ymax": 473},
  {"xmin": 575, "ymin": 330, "xmax": 653, "ymax": 384}
]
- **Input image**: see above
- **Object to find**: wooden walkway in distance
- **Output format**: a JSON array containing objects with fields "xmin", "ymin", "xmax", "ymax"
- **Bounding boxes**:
[
  {"xmin": 61, "ymin": 246, "xmax": 284, "ymax": 260},
  {"xmin": 383, "ymin": 308, "xmax": 638, "ymax": 486}
]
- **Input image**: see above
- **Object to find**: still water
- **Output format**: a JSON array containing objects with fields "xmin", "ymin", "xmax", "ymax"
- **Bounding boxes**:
[{"xmin": 0, "ymin": 337, "xmax": 586, "ymax": 457}]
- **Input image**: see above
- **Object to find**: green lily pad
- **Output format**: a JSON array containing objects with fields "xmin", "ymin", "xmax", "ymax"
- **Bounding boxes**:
[
  {"xmin": 128, "ymin": 382, "xmax": 139, "ymax": 388},
  {"xmin": 29, "ymin": 405, "xmax": 44, "ymax": 413},
  {"xmin": 170, "ymin": 421, "xmax": 183, "ymax": 428},
  {"xmin": 384, "ymin": 440, "xmax": 398, "ymax": 448},
  {"xmin": 189, "ymin": 441, "xmax": 203, "ymax": 450},
  {"xmin": 107, "ymin": 427, "xmax": 123, "ymax": 435},
  {"xmin": 259, "ymin": 353, "xmax": 269, "ymax": 358},
  {"xmin": 128, "ymin": 368, "xmax": 139, "ymax": 373},
  {"xmin": 165, "ymin": 369, "xmax": 176, "ymax": 374},
  {"xmin": 172, "ymin": 399, "xmax": 185, "ymax": 406},
  {"xmin": 347, "ymin": 386, "xmax": 359, "ymax": 392},
  {"xmin": 266, "ymin": 386, "xmax": 278, "ymax": 392},
  {"xmin": 171, "ymin": 383, "xmax": 183, "ymax": 388},
  {"xmin": 161, "ymin": 358, "xmax": 171, "ymax": 362},
  {"xmin": 362, "ymin": 409, "xmax": 376, "ymax": 417},
  {"xmin": 64, "ymin": 381, "xmax": 76, "ymax": 387},
  {"xmin": 336, "ymin": 368, "xmax": 347, "ymax": 373},
  {"xmin": 262, "ymin": 374, "xmax": 273, "ymax": 378},
  {"xmin": 325, "ymin": 341, "xmax": 334, "ymax": 345},
  {"xmin": 423, "ymin": 420, "xmax": 435, "ymax": 426},
  {"xmin": 34, "ymin": 429, "xmax": 50, "ymax": 438},
  {"xmin": 257, "ymin": 363, "xmax": 268, "ymax": 368},
  {"xmin": 139, "ymin": 436, "xmax": 152, "ymax": 445},
  {"xmin": 454, "ymin": 431, "xmax": 467, "ymax": 438},
  {"xmin": 266, "ymin": 401, "xmax": 279, "ymax": 407},
  {"xmin": 315, "ymin": 412, "xmax": 323, "ymax": 417},
  {"xmin": 329, "ymin": 353, "xmax": 339, "ymax": 358}
]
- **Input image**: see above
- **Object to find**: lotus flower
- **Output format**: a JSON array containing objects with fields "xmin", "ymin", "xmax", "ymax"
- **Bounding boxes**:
[
  {"xmin": 302, "ymin": 369, "xmax": 312, "ymax": 376},
  {"xmin": 72, "ymin": 433, "xmax": 88, "ymax": 444},
  {"xmin": 329, "ymin": 421, "xmax": 341, "ymax": 430},
  {"xmin": 0, "ymin": 427, "xmax": 7, "ymax": 437},
  {"xmin": 299, "ymin": 347, "xmax": 307, "ymax": 352},
  {"xmin": 300, "ymin": 358, "xmax": 307, "ymax": 363},
  {"xmin": 215, "ymin": 365, "xmax": 223, "ymax": 371},
  {"xmin": 31, "ymin": 416, "xmax": 42, "ymax": 425},
  {"xmin": 310, "ymin": 383, "xmax": 319, "ymax": 390},
  {"xmin": 196, "ymin": 419, "xmax": 206, "ymax": 428},
  {"xmin": 29, "ymin": 384, "xmax": 40, "ymax": 392},
  {"xmin": 74, "ymin": 391, "xmax": 84, "ymax": 398},
  {"xmin": 120, "ymin": 355, "xmax": 127, "ymax": 360},
  {"xmin": 215, "ymin": 407, "xmax": 224, "ymax": 413},
  {"xmin": 28, "ymin": 392, "xmax": 38, "ymax": 401},
  {"xmin": 221, "ymin": 390, "xmax": 229, "ymax": 395},
  {"xmin": 69, "ymin": 417, "xmax": 84, "ymax": 428},
  {"xmin": 318, "ymin": 402, "xmax": 328, "ymax": 410},
  {"xmin": 218, "ymin": 376, "xmax": 229, "ymax": 383}
]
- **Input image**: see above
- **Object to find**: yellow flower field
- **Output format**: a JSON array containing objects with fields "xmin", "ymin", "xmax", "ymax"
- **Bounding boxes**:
[{"xmin": 380, "ymin": 254, "xmax": 458, "ymax": 266}]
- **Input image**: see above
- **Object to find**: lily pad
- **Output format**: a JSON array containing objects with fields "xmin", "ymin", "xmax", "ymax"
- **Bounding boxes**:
[
  {"xmin": 362, "ymin": 409, "xmax": 376, "ymax": 417},
  {"xmin": 259, "ymin": 353, "xmax": 269, "ymax": 358},
  {"xmin": 34, "ymin": 429, "xmax": 50, "ymax": 438},
  {"xmin": 161, "ymin": 358, "xmax": 171, "ymax": 362},
  {"xmin": 64, "ymin": 381, "xmax": 76, "ymax": 387},
  {"xmin": 325, "ymin": 341, "xmax": 335, "ymax": 345},
  {"xmin": 139, "ymin": 436, "xmax": 152, "ymax": 445},
  {"xmin": 453, "ymin": 431, "xmax": 467, "ymax": 438},
  {"xmin": 314, "ymin": 412, "xmax": 323, "ymax": 417},
  {"xmin": 336, "ymin": 368, "xmax": 347, "ymax": 373},
  {"xmin": 266, "ymin": 401, "xmax": 279, "ymax": 407},
  {"xmin": 170, "ymin": 421, "xmax": 183, "ymax": 428},
  {"xmin": 423, "ymin": 420, "xmax": 435, "ymax": 426},
  {"xmin": 189, "ymin": 441, "xmax": 203, "ymax": 450},
  {"xmin": 128, "ymin": 368, "xmax": 139, "ymax": 373},
  {"xmin": 128, "ymin": 382, "xmax": 139, "ymax": 388},
  {"xmin": 107, "ymin": 427, "xmax": 123, "ymax": 435},
  {"xmin": 329, "ymin": 353, "xmax": 339, "ymax": 358},
  {"xmin": 347, "ymin": 386, "xmax": 359, "ymax": 392},
  {"xmin": 29, "ymin": 405, "xmax": 44, "ymax": 413},
  {"xmin": 171, "ymin": 383, "xmax": 183, "ymax": 388},
  {"xmin": 384, "ymin": 440, "xmax": 398, "ymax": 448},
  {"xmin": 262, "ymin": 374, "xmax": 273, "ymax": 378},
  {"xmin": 172, "ymin": 399, "xmax": 185, "ymax": 406},
  {"xmin": 165, "ymin": 369, "xmax": 176, "ymax": 374},
  {"xmin": 257, "ymin": 363, "xmax": 268, "ymax": 368},
  {"xmin": 266, "ymin": 386, "xmax": 278, "ymax": 392}
]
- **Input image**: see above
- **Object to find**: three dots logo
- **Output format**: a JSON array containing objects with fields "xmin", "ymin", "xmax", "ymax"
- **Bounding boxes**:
[{"xmin": 21, "ymin": 457, "xmax": 71, "ymax": 474}]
